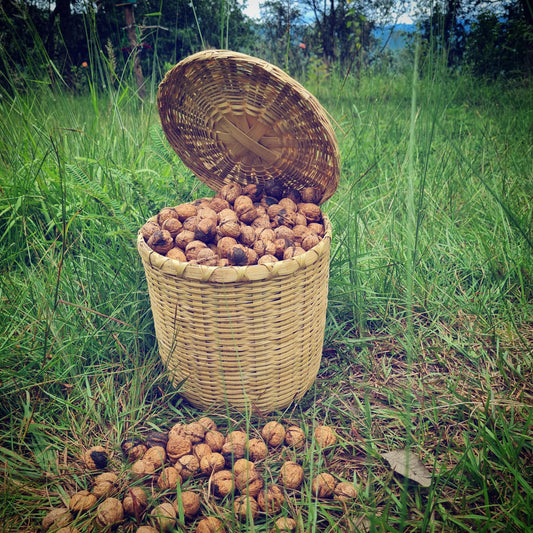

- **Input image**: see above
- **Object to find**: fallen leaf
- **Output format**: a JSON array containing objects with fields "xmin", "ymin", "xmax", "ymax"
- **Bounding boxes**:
[{"xmin": 381, "ymin": 448, "xmax": 432, "ymax": 487}]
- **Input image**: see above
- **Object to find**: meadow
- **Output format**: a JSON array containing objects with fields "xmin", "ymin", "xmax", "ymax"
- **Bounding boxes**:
[{"xmin": 0, "ymin": 47, "xmax": 532, "ymax": 531}]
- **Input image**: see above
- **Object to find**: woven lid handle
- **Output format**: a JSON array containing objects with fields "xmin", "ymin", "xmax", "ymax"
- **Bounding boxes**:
[{"xmin": 217, "ymin": 116, "xmax": 279, "ymax": 165}]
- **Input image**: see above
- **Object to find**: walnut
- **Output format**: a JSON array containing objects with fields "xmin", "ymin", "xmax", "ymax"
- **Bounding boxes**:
[
  {"xmin": 242, "ymin": 183, "xmax": 265, "ymax": 202},
  {"xmin": 175, "ymin": 454, "xmax": 200, "ymax": 479},
  {"xmin": 69, "ymin": 490, "xmax": 97, "ymax": 512},
  {"xmin": 174, "ymin": 490, "xmax": 201, "ymax": 520},
  {"xmin": 308, "ymin": 222, "xmax": 325, "ymax": 236},
  {"xmin": 193, "ymin": 443, "xmax": 213, "ymax": 461},
  {"xmin": 204, "ymin": 430, "xmax": 225, "ymax": 452},
  {"xmin": 251, "ymin": 214, "xmax": 271, "ymax": 231},
  {"xmin": 255, "ymin": 226, "xmax": 276, "ymax": 242},
  {"xmin": 239, "ymin": 224, "xmax": 256, "ymax": 247},
  {"xmin": 247, "ymin": 438, "xmax": 268, "ymax": 462},
  {"xmin": 200, "ymin": 452, "xmax": 226, "ymax": 476},
  {"xmin": 301, "ymin": 233, "xmax": 321, "ymax": 251},
  {"xmin": 261, "ymin": 421, "xmax": 286, "ymax": 447},
  {"xmin": 161, "ymin": 217, "xmax": 182, "ymax": 238},
  {"xmin": 274, "ymin": 226, "xmax": 295, "ymax": 241},
  {"xmin": 182, "ymin": 421, "xmax": 205, "ymax": 443},
  {"xmin": 146, "ymin": 431, "xmax": 169, "ymax": 448},
  {"xmin": 278, "ymin": 197, "xmax": 297, "ymax": 211},
  {"xmin": 279, "ymin": 461, "xmax": 304, "ymax": 490},
  {"xmin": 168, "ymin": 422, "xmax": 187, "ymax": 438},
  {"xmin": 218, "ymin": 258, "xmax": 230, "ymax": 267},
  {"xmin": 140, "ymin": 221, "xmax": 160, "ymax": 241},
  {"xmin": 166, "ymin": 434, "xmax": 192, "ymax": 462},
  {"xmin": 41, "ymin": 507, "xmax": 73, "ymax": 531},
  {"xmin": 300, "ymin": 186, "xmax": 323, "ymax": 204},
  {"xmin": 121, "ymin": 439, "xmax": 146, "ymax": 462},
  {"xmin": 284, "ymin": 426, "xmax": 306, "ymax": 448},
  {"xmin": 257, "ymin": 254, "xmax": 278, "ymax": 265},
  {"xmin": 157, "ymin": 207, "xmax": 180, "ymax": 225},
  {"xmin": 216, "ymin": 236, "xmax": 237, "ymax": 259},
  {"xmin": 227, "ymin": 244, "xmax": 249, "ymax": 266},
  {"xmin": 197, "ymin": 206, "xmax": 218, "ymax": 221},
  {"xmin": 311, "ymin": 472, "xmax": 336, "ymax": 498},
  {"xmin": 197, "ymin": 416, "xmax": 217, "ymax": 432},
  {"xmin": 234, "ymin": 495, "xmax": 259, "ymax": 521},
  {"xmin": 267, "ymin": 203, "xmax": 283, "ymax": 220},
  {"xmin": 264, "ymin": 180, "xmax": 284, "ymax": 199},
  {"xmin": 147, "ymin": 230, "xmax": 174, "ymax": 255},
  {"xmin": 274, "ymin": 208, "xmax": 296, "ymax": 228},
  {"xmin": 293, "ymin": 212, "xmax": 308, "ymax": 226},
  {"xmin": 195, "ymin": 516, "xmax": 226, "ymax": 533},
  {"xmin": 157, "ymin": 466, "xmax": 182, "ymax": 490},
  {"xmin": 166, "ymin": 247, "xmax": 187, "ymax": 262},
  {"xmin": 194, "ymin": 217, "xmax": 217, "ymax": 243},
  {"xmin": 193, "ymin": 197, "xmax": 212, "ymax": 208},
  {"xmin": 235, "ymin": 468, "xmax": 264, "ymax": 498},
  {"xmin": 185, "ymin": 240, "xmax": 208, "ymax": 261},
  {"xmin": 221, "ymin": 441, "xmax": 246, "ymax": 464},
  {"xmin": 283, "ymin": 246, "xmax": 306, "ymax": 259},
  {"xmin": 95, "ymin": 497, "xmax": 124, "ymax": 528},
  {"xmin": 174, "ymin": 229, "xmax": 196, "ymax": 249},
  {"xmin": 271, "ymin": 517, "xmax": 297, "ymax": 532},
  {"xmin": 217, "ymin": 207, "xmax": 238, "ymax": 223},
  {"xmin": 196, "ymin": 248, "xmax": 219, "ymax": 266},
  {"xmin": 122, "ymin": 486, "xmax": 148, "ymax": 516},
  {"xmin": 232, "ymin": 458, "xmax": 255, "ymax": 477},
  {"xmin": 245, "ymin": 247, "xmax": 258, "ymax": 265},
  {"xmin": 234, "ymin": 195, "xmax": 258, "ymax": 224},
  {"xmin": 143, "ymin": 445, "xmax": 166, "ymax": 469},
  {"xmin": 218, "ymin": 218, "xmax": 241, "ymax": 239},
  {"xmin": 253, "ymin": 239, "xmax": 276, "ymax": 257},
  {"xmin": 314, "ymin": 425, "xmax": 337, "ymax": 448},
  {"xmin": 130, "ymin": 459, "xmax": 156, "ymax": 480},
  {"xmin": 174, "ymin": 203, "xmax": 197, "ymax": 221},
  {"xmin": 334, "ymin": 481, "xmax": 358, "ymax": 500},
  {"xmin": 285, "ymin": 188, "xmax": 302, "ymax": 204},
  {"xmin": 219, "ymin": 182, "xmax": 242, "ymax": 204},
  {"xmin": 83, "ymin": 446, "xmax": 108, "ymax": 470},
  {"xmin": 182, "ymin": 215, "xmax": 200, "ymax": 232},
  {"xmin": 292, "ymin": 225, "xmax": 310, "ymax": 243},
  {"xmin": 92, "ymin": 472, "xmax": 118, "ymax": 499},
  {"xmin": 210, "ymin": 469, "xmax": 234, "ymax": 498},
  {"xmin": 209, "ymin": 197, "xmax": 230, "ymax": 213},
  {"xmin": 150, "ymin": 502, "xmax": 176, "ymax": 532},
  {"xmin": 225, "ymin": 431, "xmax": 248, "ymax": 450},
  {"xmin": 257, "ymin": 484, "xmax": 285, "ymax": 514},
  {"xmin": 260, "ymin": 195, "xmax": 279, "ymax": 208},
  {"xmin": 273, "ymin": 238, "xmax": 292, "ymax": 259},
  {"xmin": 298, "ymin": 203, "xmax": 322, "ymax": 223},
  {"xmin": 136, "ymin": 528, "xmax": 159, "ymax": 533}
]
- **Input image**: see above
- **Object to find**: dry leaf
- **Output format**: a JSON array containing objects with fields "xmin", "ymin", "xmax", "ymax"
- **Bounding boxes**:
[{"xmin": 381, "ymin": 448, "xmax": 432, "ymax": 487}]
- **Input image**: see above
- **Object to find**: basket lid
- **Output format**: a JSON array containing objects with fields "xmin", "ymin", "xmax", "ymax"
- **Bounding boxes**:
[{"xmin": 157, "ymin": 50, "xmax": 340, "ymax": 204}]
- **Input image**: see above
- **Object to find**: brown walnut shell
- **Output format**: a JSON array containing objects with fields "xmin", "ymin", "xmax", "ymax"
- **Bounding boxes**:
[
  {"xmin": 311, "ymin": 472, "xmax": 336, "ymax": 498},
  {"xmin": 174, "ymin": 229, "xmax": 196, "ymax": 249},
  {"xmin": 166, "ymin": 247, "xmax": 187, "ymax": 262},
  {"xmin": 174, "ymin": 490, "xmax": 201, "ymax": 520},
  {"xmin": 298, "ymin": 203, "xmax": 322, "ymax": 223},
  {"xmin": 140, "ymin": 221, "xmax": 160, "ymax": 241},
  {"xmin": 300, "ymin": 186, "xmax": 323, "ymax": 204},
  {"xmin": 122, "ymin": 486, "xmax": 148, "ymax": 516},
  {"xmin": 147, "ymin": 230, "xmax": 174, "ymax": 255},
  {"xmin": 227, "ymin": 244, "xmax": 249, "ymax": 266},
  {"xmin": 174, "ymin": 203, "xmax": 197, "ymax": 221},
  {"xmin": 219, "ymin": 182, "xmax": 242, "ymax": 204},
  {"xmin": 69, "ymin": 490, "xmax": 97, "ymax": 512},
  {"xmin": 257, "ymin": 254, "xmax": 278, "ymax": 264},
  {"xmin": 157, "ymin": 207, "xmax": 180, "ymax": 225},
  {"xmin": 161, "ymin": 217, "xmax": 182, "ymax": 238},
  {"xmin": 279, "ymin": 461, "xmax": 304, "ymax": 490},
  {"xmin": 83, "ymin": 446, "xmax": 108, "ymax": 470},
  {"xmin": 233, "ymin": 494, "xmax": 259, "ymax": 521},
  {"xmin": 211, "ymin": 469, "xmax": 234, "ymax": 498},
  {"xmin": 257, "ymin": 484, "xmax": 285, "ymax": 514},
  {"xmin": 95, "ymin": 497, "xmax": 124, "ymax": 527},
  {"xmin": 185, "ymin": 240, "xmax": 208, "ymax": 261},
  {"xmin": 261, "ymin": 421, "xmax": 286, "ymax": 447},
  {"xmin": 195, "ymin": 516, "xmax": 226, "ymax": 533}
]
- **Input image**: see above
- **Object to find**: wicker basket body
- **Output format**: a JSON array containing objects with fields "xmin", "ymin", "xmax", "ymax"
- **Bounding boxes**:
[{"xmin": 138, "ymin": 215, "xmax": 331, "ymax": 412}]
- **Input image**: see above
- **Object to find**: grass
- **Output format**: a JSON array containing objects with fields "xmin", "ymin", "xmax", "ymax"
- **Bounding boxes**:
[{"xmin": 0, "ymin": 43, "xmax": 532, "ymax": 532}]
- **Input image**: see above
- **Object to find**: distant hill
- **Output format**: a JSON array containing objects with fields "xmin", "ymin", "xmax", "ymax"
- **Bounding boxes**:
[{"xmin": 373, "ymin": 23, "xmax": 416, "ymax": 50}]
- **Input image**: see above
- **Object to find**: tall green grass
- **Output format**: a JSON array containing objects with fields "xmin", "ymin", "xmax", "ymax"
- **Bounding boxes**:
[{"xmin": 0, "ymin": 20, "xmax": 532, "ymax": 532}]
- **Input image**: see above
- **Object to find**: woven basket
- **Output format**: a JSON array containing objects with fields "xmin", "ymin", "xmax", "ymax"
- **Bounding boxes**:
[
  {"xmin": 137, "ymin": 215, "xmax": 331, "ymax": 413},
  {"xmin": 139, "ymin": 50, "xmax": 340, "ymax": 413}
]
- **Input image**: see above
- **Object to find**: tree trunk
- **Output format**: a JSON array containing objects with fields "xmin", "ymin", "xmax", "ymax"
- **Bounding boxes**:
[{"xmin": 124, "ymin": 4, "xmax": 145, "ymax": 101}]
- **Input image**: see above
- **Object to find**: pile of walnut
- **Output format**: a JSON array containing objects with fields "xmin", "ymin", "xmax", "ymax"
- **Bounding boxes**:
[
  {"xmin": 42, "ymin": 419, "xmax": 357, "ymax": 533},
  {"xmin": 140, "ymin": 183, "xmax": 326, "ymax": 267}
]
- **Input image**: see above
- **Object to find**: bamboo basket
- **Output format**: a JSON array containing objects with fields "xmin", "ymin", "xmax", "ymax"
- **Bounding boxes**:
[{"xmin": 138, "ymin": 50, "xmax": 340, "ymax": 413}]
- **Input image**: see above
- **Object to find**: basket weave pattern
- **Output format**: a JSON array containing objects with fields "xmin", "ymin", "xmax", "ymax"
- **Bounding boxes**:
[
  {"xmin": 157, "ymin": 50, "xmax": 340, "ymax": 204},
  {"xmin": 138, "ymin": 216, "xmax": 331, "ymax": 412}
]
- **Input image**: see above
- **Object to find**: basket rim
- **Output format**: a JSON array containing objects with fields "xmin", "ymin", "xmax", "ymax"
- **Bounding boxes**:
[
  {"xmin": 137, "ymin": 214, "xmax": 331, "ymax": 283},
  {"xmin": 157, "ymin": 49, "xmax": 340, "ymax": 204}
]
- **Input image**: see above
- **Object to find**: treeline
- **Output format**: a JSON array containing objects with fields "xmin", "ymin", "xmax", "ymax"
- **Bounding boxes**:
[{"xmin": 0, "ymin": 0, "xmax": 531, "ymax": 95}]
